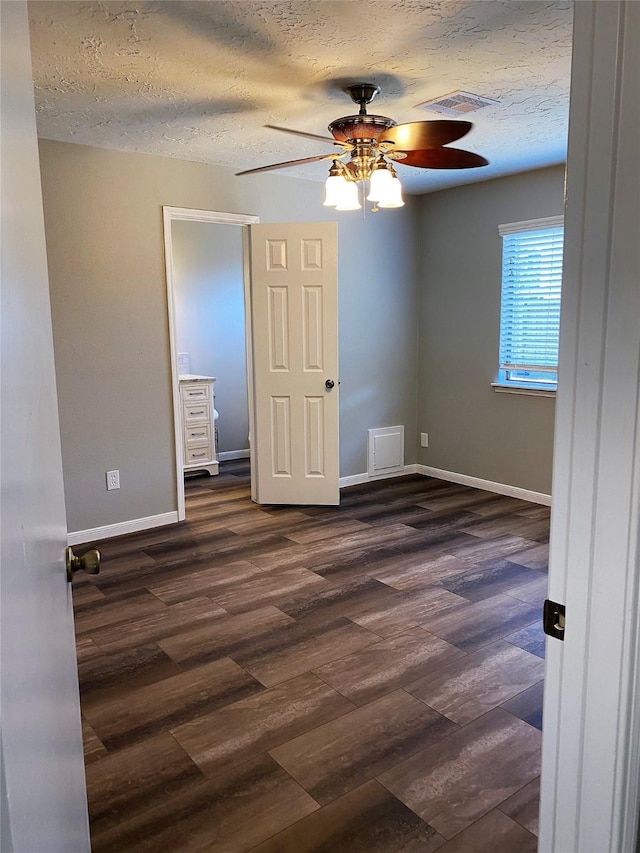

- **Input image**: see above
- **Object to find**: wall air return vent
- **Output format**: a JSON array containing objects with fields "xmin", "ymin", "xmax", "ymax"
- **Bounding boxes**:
[{"xmin": 417, "ymin": 91, "xmax": 500, "ymax": 117}]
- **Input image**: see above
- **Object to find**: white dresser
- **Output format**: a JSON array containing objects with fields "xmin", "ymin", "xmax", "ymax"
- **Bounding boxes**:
[{"xmin": 179, "ymin": 375, "xmax": 219, "ymax": 476}]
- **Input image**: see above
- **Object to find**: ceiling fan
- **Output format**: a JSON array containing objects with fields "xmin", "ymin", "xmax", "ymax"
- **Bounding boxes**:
[{"xmin": 236, "ymin": 83, "xmax": 489, "ymax": 210}]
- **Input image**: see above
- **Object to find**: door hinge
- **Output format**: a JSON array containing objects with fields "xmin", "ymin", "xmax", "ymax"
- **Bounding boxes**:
[{"xmin": 543, "ymin": 599, "xmax": 565, "ymax": 640}]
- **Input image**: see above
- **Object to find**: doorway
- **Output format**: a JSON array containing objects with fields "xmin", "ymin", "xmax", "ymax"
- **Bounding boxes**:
[{"xmin": 163, "ymin": 207, "xmax": 259, "ymax": 520}]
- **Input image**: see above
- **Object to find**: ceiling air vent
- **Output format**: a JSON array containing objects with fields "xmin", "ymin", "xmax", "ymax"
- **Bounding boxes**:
[{"xmin": 417, "ymin": 91, "xmax": 500, "ymax": 117}]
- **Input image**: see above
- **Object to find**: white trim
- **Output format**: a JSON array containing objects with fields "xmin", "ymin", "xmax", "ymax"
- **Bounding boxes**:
[
  {"xmin": 416, "ymin": 464, "xmax": 551, "ymax": 506},
  {"xmin": 162, "ymin": 207, "xmax": 259, "ymax": 523},
  {"xmin": 218, "ymin": 449, "xmax": 250, "ymax": 461},
  {"xmin": 498, "ymin": 214, "xmax": 564, "ymax": 236},
  {"xmin": 539, "ymin": 3, "xmax": 640, "ymax": 851},
  {"xmin": 492, "ymin": 383, "xmax": 556, "ymax": 398},
  {"xmin": 162, "ymin": 206, "xmax": 259, "ymax": 226},
  {"xmin": 339, "ymin": 464, "xmax": 418, "ymax": 489},
  {"xmin": 67, "ymin": 512, "xmax": 179, "ymax": 546},
  {"xmin": 338, "ymin": 464, "xmax": 551, "ymax": 505},
  {"xmin": 243, "ymin": 226, "xmax": 258, "ymax": 503},
  {"xmin": 162, "ymin": 206, "xmax": 185, "ymax": 520}
]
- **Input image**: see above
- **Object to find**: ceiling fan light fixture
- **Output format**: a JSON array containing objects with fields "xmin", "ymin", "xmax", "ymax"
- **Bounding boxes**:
[
  {"xmin": 324, "ymin": 160, "xmax": 356, "ymax": 207},
  {"xmin": 324, "ymin": 173, "xmax": 349, "ymax": 207},
  {"xmin": 325, "ymin": 160, "xmax": 361, "ymax": 209},
  {"xmin": 377, "ymin": 175, "xmax": 404, "ymax": 208},
  {"xmin": 334, "ymin": 179, "xmax": 361, "ymax": 210},
  {"xmin": 367, "ymin": 158, "xmax": 394, "ymax": 202}
]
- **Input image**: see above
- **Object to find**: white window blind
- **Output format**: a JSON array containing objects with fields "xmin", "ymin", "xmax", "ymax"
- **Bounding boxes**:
[{"xmin": 498, "ymin": 215, "xmax": 564, "ymax": 387}]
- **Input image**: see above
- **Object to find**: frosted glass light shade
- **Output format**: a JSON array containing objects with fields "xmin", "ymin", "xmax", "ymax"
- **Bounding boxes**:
[
  {"xmin": 324, "ymin": 174, "xmax": 349, "ymax": 207},
  {"xmin": 367, "ymin": 167, "xmax": 393, "ymax": 202},
  {"xmin": 335, "ymin": 180, "xmax": 361, "ymax": 210},
  {"xmin": 377, "ymin": 176, "xmax": 404, "ymax": 208}
]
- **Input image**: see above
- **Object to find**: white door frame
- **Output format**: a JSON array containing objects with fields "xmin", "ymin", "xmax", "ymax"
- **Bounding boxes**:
[
  {"xmin": 539, "ymin": 2, "xmax": 640, "ymax": 851},
  {"xmin": 162, "ymin": 207, "xmax": 259, "ymax": 521}
]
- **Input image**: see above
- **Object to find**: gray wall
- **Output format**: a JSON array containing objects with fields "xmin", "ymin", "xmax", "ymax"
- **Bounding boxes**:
[
  {"xmin": 172, "ymin": 220, "xmax": 249, "ymax": 455},
  {"xmin": 415, "ymin": 165, "xmax": 565, "ymax": 494},
  {"xmin": 39, "ymin": 140, "xmax": 419, "ymax": 533}
]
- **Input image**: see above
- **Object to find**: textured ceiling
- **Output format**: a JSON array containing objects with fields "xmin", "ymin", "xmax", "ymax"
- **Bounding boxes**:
[{"xmin": 28, "ymin": 0, "xmax": 573, "ymax": 194}]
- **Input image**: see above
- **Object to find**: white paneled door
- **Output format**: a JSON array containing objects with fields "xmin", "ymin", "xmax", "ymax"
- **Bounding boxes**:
[
  {"xmin": 1, "ymin": 3, "xmax": 90, "ymax": 850},
  {"xmin": 249, "ymin": 223, "xmax": 339, "ymax": 505}
]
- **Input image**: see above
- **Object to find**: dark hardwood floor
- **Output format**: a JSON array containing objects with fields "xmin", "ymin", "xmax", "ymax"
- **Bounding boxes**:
[{"xmin": 73, "ymin": 462, "xmax": 548, "ymax": 852}]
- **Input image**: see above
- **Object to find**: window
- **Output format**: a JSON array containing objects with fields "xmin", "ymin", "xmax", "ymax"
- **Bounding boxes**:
[{"xmin": 497, "ymin": 215, "xmax": 564, "ymax": 391}]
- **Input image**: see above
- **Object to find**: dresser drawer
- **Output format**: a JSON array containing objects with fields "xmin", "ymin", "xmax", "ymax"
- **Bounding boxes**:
[
  {"xmin": 184, "ymin": 402, "xmax": 210, "ymax": 423},
  {"xmin": 181, "ymin": 383, "xmax": 210, "ymax": 403},
  {"xmin": 185, "ymin": 443, "xmax": 213, "ymax": 465},
  {"xmin": 184, "ymin": 423, "xmax": 211, "ymax": 447}
]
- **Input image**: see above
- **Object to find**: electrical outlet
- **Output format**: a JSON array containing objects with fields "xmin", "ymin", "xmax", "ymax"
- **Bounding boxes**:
[
  {"xmin": 420, "ymin": 432, "xmax": 429, "ymax": 448},
  {"xmin": 106, "ymin": 470, "xmax": 120, "ymax": 490}
]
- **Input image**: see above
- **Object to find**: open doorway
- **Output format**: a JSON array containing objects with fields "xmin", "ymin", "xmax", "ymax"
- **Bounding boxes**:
[
  {"xmin": 163, "ymin": 207, "xmax": 259, "ymax": 520},
  {"xmin": 165, "ymin": 212, "xmax": 341, "ymax": 512}
]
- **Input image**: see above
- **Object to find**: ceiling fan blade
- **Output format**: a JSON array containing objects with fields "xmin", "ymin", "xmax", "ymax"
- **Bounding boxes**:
[
  {"xmin": 398, "ymin": 147, "xmax": 489, "ymax": 169},
  {"xmin": 265, "ymin": 124, "xmax": 337, "ymax": 144},
  {"xmin": 380, "ymin": 120, "xmax": 472, "ymax": 150},
  {"xmin": 236, "ymin": 152, "xmax": 338, "ymax": 176}
]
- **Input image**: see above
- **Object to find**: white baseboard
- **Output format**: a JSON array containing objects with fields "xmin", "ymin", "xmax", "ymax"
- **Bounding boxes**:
[
  {"xmin": 218, "ymin": 449, "xmax": 250, "ymax": 461},
  {"xmin": 67, "ymin": 511, "xmax": 179, "ymax": 546},
  {"xmin": 416, "ymin": 464, "xmax": 551, "ymax": 506},
  {"xmin": 340, "ymin": 464, "xmax": 418, "ymax": 488},
  {"xmin": 68, "ymin": 465, "xmax": 549, "ymax": 544}
]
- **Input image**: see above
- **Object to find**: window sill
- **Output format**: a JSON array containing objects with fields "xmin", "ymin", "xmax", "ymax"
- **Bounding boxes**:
[{"xmin": 492, "ymin": 382, "xmax": 556, "ymax": 398}]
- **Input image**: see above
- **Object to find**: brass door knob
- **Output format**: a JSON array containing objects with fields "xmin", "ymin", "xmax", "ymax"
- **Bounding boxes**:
[{"xmin": 66, "ymin": 546, "xmax": 101, "ymax": 583}]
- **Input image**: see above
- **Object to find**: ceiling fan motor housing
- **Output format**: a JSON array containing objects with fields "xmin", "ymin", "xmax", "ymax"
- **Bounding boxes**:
[
  {"xmin": 328, "ymin": 114, "xmax": 397, "ymax": 143},
  {"xmin": 330, "ymin": 82, "xmax": 396, "ymax": 143}
]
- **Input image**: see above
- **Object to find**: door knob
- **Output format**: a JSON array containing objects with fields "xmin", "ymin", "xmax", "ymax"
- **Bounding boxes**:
[
  {"xmin": 66, "ymin": 546, "xmax": 101, "ymax": 583},
  {"xmin": 325, "ymin": 379, "xmax": 335, "ymax": 390}
]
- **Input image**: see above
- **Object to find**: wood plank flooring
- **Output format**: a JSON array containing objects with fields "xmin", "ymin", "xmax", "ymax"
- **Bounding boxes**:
[{"xmin": 73, "ymin": 462, "xmax": 549, "ymax": 852}]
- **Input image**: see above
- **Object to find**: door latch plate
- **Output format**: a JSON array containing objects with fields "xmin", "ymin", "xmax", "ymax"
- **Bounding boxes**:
[{"xmin": 543, "ymin": 599, "xmax": 565, "ymax": 640}]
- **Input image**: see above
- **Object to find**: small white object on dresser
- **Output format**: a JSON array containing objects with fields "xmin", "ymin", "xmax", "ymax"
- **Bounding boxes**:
[{"xmin": 179, "ymin": 374, "xmax": 219, "ymax": 476}]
